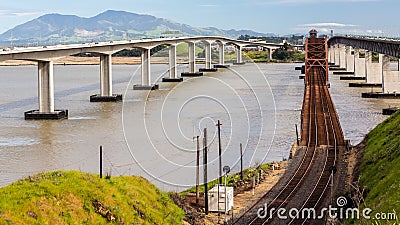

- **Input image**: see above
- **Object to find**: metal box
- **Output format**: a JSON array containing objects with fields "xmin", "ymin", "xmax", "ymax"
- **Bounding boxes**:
[{"xmin": 208, "ymin": 185, "xmax": 234, "ymax": 212}]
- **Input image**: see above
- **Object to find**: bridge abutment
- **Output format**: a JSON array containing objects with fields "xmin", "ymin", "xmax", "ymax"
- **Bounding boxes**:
[{"xmin": 25, "ymin": 61, "xmax": 68, "ymax": 120}]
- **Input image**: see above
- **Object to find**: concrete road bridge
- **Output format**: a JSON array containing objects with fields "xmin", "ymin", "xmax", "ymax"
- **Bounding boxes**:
[
  {"xmin": 0, "ymin": 36, "xmax": 298, "ymax": 119},
  {"xmin": 328, "ymin": 36, "xmax": 400, "ymax": 97}
]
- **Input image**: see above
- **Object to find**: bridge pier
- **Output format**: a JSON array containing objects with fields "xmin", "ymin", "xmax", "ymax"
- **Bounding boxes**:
[
  {"xmin": 163, "ymin": 44, "xmax": 183, "ymax": 82},
  {"xmin": 213, "ymin": 42, "xmax": 230, "ymax": 69},
  {"xmin": 339, "ymin": 44, "xmax": 347, "ymax": 69},
  {"xmin": 268, "ymin": 48, "xmax": 274, "ymax": 61},
  {"xmin": 382, "ymin": 56, "xmax": 400, "ymax": 93},
  {"xmin": 181, "ymin": 42, "xmax": 203, "ymax": 77},
  {"xmin": 133, "ymin": 48, "xmax": 159, "ymax": 90},
  {"xmin": 205, "ymin": 41, "xmax": 212, "ymax": 69},
  {"xmin": 25, "ymin": 61, "xmax": 68, "ymax": 120},
  {"xmin": 365, "ymin": 51, "xmax": 383, "ymax": 85},
  {"xmin": 188, "ymin": 42, "xmax": 196, "ymax": 73},
  {"xmin": 90, "ymin": 54, "xmax": 123, "ymax": 102},
  {"xmin": 334, "ymin": 44, "xmax": 340, "ymax": 66},
  {"xmin": 345, "ymin": 46, "xmax": 355, "ymax": 73},
  {"xmin": 199, "ymin": 41, "xmax": 218, "ymax": 72},
  {"xmin": 329, "ymin": 46, "xmax": 335, "ymax": 64},
  {"xmin": 219, "ymin": 43, "xmax": 225, "ymax": 65},
  {"xmin": 354, "ymin": 48, "xmax": 366, "ymax": 77},
  {"xmin": 233, "ymin": 45, "xmax": 245, "ymax": 65}
]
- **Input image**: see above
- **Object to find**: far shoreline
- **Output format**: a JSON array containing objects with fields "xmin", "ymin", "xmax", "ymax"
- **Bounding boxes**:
[{"xmin": 0, "ymin": 56, "xmax": 304, "ymax": 66}]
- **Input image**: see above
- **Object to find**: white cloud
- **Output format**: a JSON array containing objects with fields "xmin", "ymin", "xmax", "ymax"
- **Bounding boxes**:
[
  {"xmin": 199, "ymin": 4, "xmax": 219, "ymax": 7},
  {"xmin": 277, "ymin": 0, "xmax": 380, "ymax": 3},
  {"xmin": 256, "ymin": 0, "xmax": 381, "ymax": 5},
  {"xmin": 0, "ymin": 10, "xmax": 41, "ymax": 17},
  {"xmin": 301, "ymin": 23, "xmax": 357, "ymax": 28}
]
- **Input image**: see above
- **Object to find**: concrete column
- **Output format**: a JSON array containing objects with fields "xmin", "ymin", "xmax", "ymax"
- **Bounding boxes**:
[
  {"xmin": 141, "ymin": 48, "xmax": 151, "ymax": 86},
  {"xmin": 38, "ymin": 61, "xmax": 54, "ymax": 113},
  {"xmin": 365, "ymin": 51, "xmax": 383, "ymax": 84},
  {"xmin": 345, "ymin": 46, "xmax": 355, "ymax": 73},
  {"xmin": 334, "ymin": 44, "xmax": 340, "ymax": 66},
  {"xmin": 329, "ymin": 46, "xmax": 334, "ymax": 64},
  {"xmin": 188, "ymin": 42, "xmax": 196, "ymax": 73},
  {"xmin": 205, "ymin": 42, "xmax": 212, "ymax": 69},
  {"xmin": 339, "ymin": 44, "xmax": 346, "ymax": 69},
  {"xmin": 218, "ymin": 43, "xmax": 225, "ymax": 65},
  {"xmin": 382, "ymin": 55, "xmax": 400, "ymax": 93},
  {"xmin": 237, "ymin": 45, "xmax": 243, "ymax": 63},
  {"xmin": 169, "ymin": 44, "xmax": 177, "ymax": 79},
  {"xmin": 100, "ymin": 54, "xmax": 112, "ymax": 96},
  {"xmin": 354, "ymin": 48, "xmax": 366, "ymax": 77},
  {"xmin": 268, "ymin": 48, "xmax": 273, "ymax": 60}
]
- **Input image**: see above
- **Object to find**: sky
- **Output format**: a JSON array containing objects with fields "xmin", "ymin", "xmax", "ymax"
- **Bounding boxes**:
[{"xmin": 0, "ymin": 0, "xmax": 398, "ymax": 37}]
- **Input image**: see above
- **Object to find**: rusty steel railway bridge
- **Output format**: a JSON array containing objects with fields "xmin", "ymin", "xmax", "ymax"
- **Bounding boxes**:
[{"xmin": 232, "ymin": 30, "xmax": 345, "ymax": 225}]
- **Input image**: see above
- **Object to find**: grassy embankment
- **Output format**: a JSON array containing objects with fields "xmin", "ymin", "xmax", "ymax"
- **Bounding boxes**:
[
  {"xmin": 181, "ymin": 162, "xmax": 274, "ymax": 195},
  {"xmin": 0, "ymin": 171, "xmax": 184, "ymax": 225},
  {"xmin": 347, "ymin": 111, "xmax": 400, "ymax": 224}
]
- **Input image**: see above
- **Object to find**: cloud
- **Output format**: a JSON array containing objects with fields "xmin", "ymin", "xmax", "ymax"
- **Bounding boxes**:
[
  {"xmin": 256, "ymin": 0, "xmax": 381, "ymax": 5},
  {"xmin": 301, "ymin": 23, "xmax": 357, "ymax": 28},
  {"xmin": 199, "ymin": 4, "xmax": 219, "ymax": 7},
  {"xmin": 0, "ymin": 10, "xmax": 42, "ymax": 17}
]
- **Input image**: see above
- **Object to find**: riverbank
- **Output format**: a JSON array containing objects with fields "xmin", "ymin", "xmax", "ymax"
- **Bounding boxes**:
[
  {"xmin": 0, "ymin": 56, "xmax": 186, "ymax": 66},
  {"xmin": 343, "ymin": 111, "xmax": 400, "ymax": 224},
  {"xmin": 0, "ymin": 171, "xmax": 184, "ymax": 224}
]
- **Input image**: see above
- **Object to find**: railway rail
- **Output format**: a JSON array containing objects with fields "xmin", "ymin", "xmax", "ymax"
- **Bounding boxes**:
[{"xmin": 232, "ymin": 30, "xmax": 344, "ymax": 225}]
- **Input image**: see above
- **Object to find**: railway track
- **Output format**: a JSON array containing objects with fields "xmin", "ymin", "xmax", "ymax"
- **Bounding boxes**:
[{"xmin": 231, "ymin": 31, "xmax": 344, "ymax": 225}]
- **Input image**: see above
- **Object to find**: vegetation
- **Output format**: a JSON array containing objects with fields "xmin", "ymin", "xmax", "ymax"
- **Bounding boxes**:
[
  {"xmin": 0, "ymin": 171, "xmax": 184, "ymax": 225},
  {"xmin": 238, "ymin": 34, "xmax": 304, "ymax": 45},
  {"xmin": 182, "ymin": 162, "xmax": 274, "ymax": 196},
  {"xmin": 272, "ymin": 42, "xmax": 305, "ymax": 62},
  {"xmin": 346, "ymin": 111, "xmax": 400, "ymax": 224}
]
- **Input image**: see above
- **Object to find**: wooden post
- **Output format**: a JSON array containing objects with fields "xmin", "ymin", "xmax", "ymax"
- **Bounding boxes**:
[
  {"xmin": 240, "ymin": 143, "xmax": 243, "ymax": 181},
  {"xmin": 196, "ymin": 136, "xmax": 200, "ymax": 204},
  {"xmin": 217, "ymin": 120, "xmax": 222, "ymax": 184},
  {"xmin": 99, "ymin": 145, "xmax": 103, "ymax": 179},
  {"xmin": 295, "ymin": 124, "xmax": 300, "ymax": 146},
  {"xmin": 203, "ymin": 128, "xmax": 209, "ymax": 215},
  {"xmin": 252, "ymin": 176, "xmax": 255, "ymax": 196}
]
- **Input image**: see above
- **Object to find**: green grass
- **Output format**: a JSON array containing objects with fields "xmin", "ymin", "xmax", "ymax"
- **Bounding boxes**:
[
  {"xmin": 346, "ymin": 111, "xmax": 400, "ymax": 225},
  {"xmin": 0, "ymin": 171, "xmax": 184, "ymax": 225},
  {"xmin": 181, "ymin": 162, "xmax": 273, "ymax": 196}
]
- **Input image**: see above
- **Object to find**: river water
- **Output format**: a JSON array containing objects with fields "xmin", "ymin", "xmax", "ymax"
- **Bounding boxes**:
[{"xmin": 0, "ymin": 62, "xmax": 397, "ymax": 191}]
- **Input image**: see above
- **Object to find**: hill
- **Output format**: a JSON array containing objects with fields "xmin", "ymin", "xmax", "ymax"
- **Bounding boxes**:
[
  {"xmin": 346, "ymin": 111, "xmax": 400, "ymax": 224},
  {"xmin": 0, "ymin": 171, "xmax": 184, "ymax": 224},
  {"xmin": 0, "ymin": 10, "xmax": 274, "ymax": 45}
]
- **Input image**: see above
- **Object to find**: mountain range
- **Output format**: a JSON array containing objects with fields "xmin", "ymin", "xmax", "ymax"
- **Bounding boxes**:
[{"xmin": 0, "ymin": 10, "xmax": 275, "ymax": 45}]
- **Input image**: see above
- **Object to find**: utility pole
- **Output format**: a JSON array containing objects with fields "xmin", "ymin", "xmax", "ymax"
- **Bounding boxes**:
[
  {"xmin": 295, "ymin": 124, "xmax": 300, "ymax": 146},
  {"xmin": 240, "ymin": 143, "xmax": 243, "ymax": 181},
  {"xmin": 195, "ymin": 135, "xmax": 200, "ymax": 204},
  {"xmin": 217, "ymin": 120, "xmax": 222, "ymax": 184},
  {"xmin": 216, "ymin": 120, "xmax": 222, "ymax": 222},
  {"xmin": 99, "ymin": 145, "xmax": 103, "ymax": 179},
  {"xmin": 203, "ymin": 128, "xmax": 209, "ymax": 215}
]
